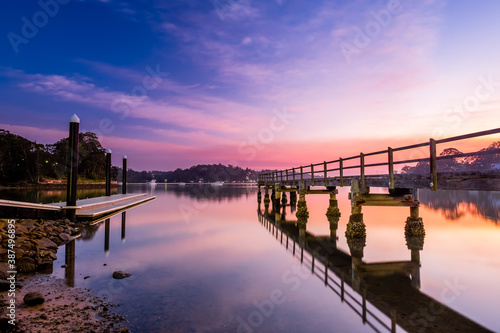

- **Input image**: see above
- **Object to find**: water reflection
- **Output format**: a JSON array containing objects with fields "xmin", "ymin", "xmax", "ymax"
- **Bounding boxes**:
[
  {"xmin": 104, "ymin": 218, "xmax": 110, "ymax": 255},
  {"xmin": 419, "ymin": 189, "xmax": 500, "ymax": 223},
  {"xmin": 64, "ymin": 240, "xmax": 75, "ymax": 287},
  {"xmin": 121, "ymin": 212, "xmax": 126, "ymax": 242},
  {"xmin": 257, "ymin": 201, "xmax": 491, "ymax": 333},
  {"xmin": 44, "ymin": 184, "xmax": 500, "ymax": 332},
  {"xmin": 0, "ymin": 187, "xmax": 116, "ymax": 204}
]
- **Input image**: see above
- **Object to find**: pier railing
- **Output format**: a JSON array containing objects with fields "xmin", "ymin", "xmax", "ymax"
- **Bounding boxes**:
[{"xmin": 258, "ymin": 128, "xmax": 500, "ymax": 191}]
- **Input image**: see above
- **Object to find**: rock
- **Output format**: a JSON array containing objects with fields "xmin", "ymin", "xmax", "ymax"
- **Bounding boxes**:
[
  {"xmin": 23, "ymin": 292, "xmax": 45, "ymax": 306},
  {"xmin": 38, "ymin": 261, "xmax": 54, "ymax": 274},
  {"xmin": 0, "ymin": 263, "xmax": 9, "ymax": 280},
  {"xmin": 18, "ymin": 257, "xmax": 36, "ymax": 273},
  {"xmin": 112, "ymin": 271, "xmax": 132, "ymax": 279},
  {"xmin": 33, "ymin": 238, "xmax": 58, "ymax": 251},
  {"xmin": 59, "ymin": 233, "xmax": 73, "ymax": 243}
]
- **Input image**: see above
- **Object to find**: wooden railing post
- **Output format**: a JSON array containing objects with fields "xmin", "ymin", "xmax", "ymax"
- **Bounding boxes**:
[
  {"xmin": 311, "ymin": 164, "xmax": 315, "ymax": 186},
  {"xmin": 360, "ymin": 153, "xmax": 365, "ymax": 189},
  {"xmin": 339, "ymin": 158, "xmax": 344, "ymax": 187},
  {"xmin": 430, "ymin": 138, "xmax": 438, "ymax": 191},
  {"xmin": 285, "ymin": 169, "xmax": 289, "ymax": 185},
  {"xmin": 280, "ymin": 170, "xmax": 283, "ymax": 184},
  {"xmin": 323, "ymin": 161, "xmax": 327, "ymax": 187},
  {"xmin": 388, "ymin": 147, "xmax": 394, "ymax": 190},
  {"xmin": 292, "ymin": 168, "xmax": 296, "ymax": 186},
  {"xmin": 300, "ymin": 166, "xmax": 303, "ymax": 181}
]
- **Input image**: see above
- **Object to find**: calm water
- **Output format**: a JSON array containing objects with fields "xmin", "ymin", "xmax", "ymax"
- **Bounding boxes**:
[{"xmin": 7, "ymin": 184, "xmax": 500, "ymax": 332}]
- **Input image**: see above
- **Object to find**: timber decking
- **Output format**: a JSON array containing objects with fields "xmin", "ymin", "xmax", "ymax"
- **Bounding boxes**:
[{"xmin": 0, "ymin": 193, "xmax": 155, "ymax": 220}]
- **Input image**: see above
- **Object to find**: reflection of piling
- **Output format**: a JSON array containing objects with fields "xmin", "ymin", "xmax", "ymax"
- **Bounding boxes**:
[
  {"xmin": 121, "ymin": 212, "xmax": 126, "ymax": 242},
  {"xmin": 405, "ymin": 206, "xmax": 425, "ymax": 289},
  {"xmin": 281, "ymin": 192, "xmax": 288, "ymax": 205},
  {"xmin": 274, "ymin": 184, "xmax": 281, "ymax": 212},
  {"xmin": 257, "ymin": 186, "xmax": 262, "ymax": 204},
  {"xmin": 65, "ymin": 240, "xmax": 75, "ymax": 287},
  {"xmin": 105, "ymin": 218, "xmax": 110, "ymax": 255},
  {"xmin": 105, "ymin": 149, "xmax": 112, "ymax": 196},
  {"xmin": 66, "ymin": 114, "xmax": 80, "ymax": 221},
  {"xmin": 264, "ymin": 188, "xmax": 270, "ymax": 207},
  {"xmin": 327, "ymin": 215, "xmax": 340, "ymax": 241},
  {"xmin": 122, "ymin": 155, "xmax": 127, "ymax": 194}
]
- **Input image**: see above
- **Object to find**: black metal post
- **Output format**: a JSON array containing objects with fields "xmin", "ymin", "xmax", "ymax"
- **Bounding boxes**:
[
  {"xmin": 122, "ymin": 155, "xmax": 127, "ymax": 194},
  {"xmin": 66, "ymin": 114, "xmax": 79, "ymax": 221},
  {"xmin": 105, "ymin": 149, "xmax": 112, "ymax": 196}
]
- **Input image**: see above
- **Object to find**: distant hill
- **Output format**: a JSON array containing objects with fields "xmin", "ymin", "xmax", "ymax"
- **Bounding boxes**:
[{"xmin": 119, "ymin": 164, "xmax": 262, "ymax": 183}]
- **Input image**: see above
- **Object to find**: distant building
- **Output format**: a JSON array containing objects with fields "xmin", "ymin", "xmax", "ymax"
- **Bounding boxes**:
[{"xmin": 491, "ymin": 163, "xmax": 500, "ymax": 170}]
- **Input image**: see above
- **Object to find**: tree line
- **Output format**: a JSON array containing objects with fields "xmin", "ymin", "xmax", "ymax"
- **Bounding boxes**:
[
  {"xmin": 0, "ymin": 130, "xmax": 114, "ymax": 185},
  {"xmin": 118, "ymin": 164, "xmax": 259, "ymax": 183},
  {"xmin": 0, "ymin": 129, "xmax": 260, "ymax": 185}
]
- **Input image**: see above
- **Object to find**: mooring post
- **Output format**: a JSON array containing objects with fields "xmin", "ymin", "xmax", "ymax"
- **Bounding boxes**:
[
  {"xmin": 122, "ymin": 155, "xmax": 127, "ymax": 194},
  {"xmin": 66, "ymin": 114, "xmax": 80, "ymax": 222},
  {"xmin": 105, "ymin": 149, "xmax": 112, "ymax": 196}
]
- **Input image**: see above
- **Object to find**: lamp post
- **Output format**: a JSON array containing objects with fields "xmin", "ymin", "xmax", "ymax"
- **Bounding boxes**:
[{"xmin": 66, "ymin": 114, "xmax": 80, "ymax": 221}]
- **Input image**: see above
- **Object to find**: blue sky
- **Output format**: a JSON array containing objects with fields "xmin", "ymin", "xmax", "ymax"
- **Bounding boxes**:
[{"xmin": 1, "ymin": 0, "xmax": 500, "ymax": 170}]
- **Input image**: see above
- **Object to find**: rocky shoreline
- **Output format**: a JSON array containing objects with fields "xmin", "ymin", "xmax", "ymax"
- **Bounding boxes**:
[{"xmin": 0, "ymin": 219, "xmax": 130, "ymax": 332}]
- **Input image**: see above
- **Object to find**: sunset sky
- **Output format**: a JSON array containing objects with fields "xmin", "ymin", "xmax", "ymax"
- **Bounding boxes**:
[{"xmin": 1, "ymin": 0, "xmax": 500, "ymax": 171}]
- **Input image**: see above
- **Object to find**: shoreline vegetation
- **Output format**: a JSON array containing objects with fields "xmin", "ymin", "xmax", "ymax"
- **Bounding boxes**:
[
  {"xmin": 0, "ymin": 129, "xmax": 263, "ymax": 187},
  {"xmin": 0, "ymin": 218, "xmax": 130, "ymax": 332}
]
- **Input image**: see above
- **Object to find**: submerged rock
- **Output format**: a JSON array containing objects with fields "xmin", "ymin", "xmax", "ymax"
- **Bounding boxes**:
[
  {"xmin": 112, "ymin": 271, "xmax": 132, "ymax": 279},
  {"xmin": 24, "ymin": 292, "xmax": 45, "ymax": 306}
]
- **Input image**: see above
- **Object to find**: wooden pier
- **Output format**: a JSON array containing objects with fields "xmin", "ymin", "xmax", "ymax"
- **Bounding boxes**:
[
  {"xmin": 0, "ymin": 193, "xmax": 155, "ymax": 221},
  {"xmin": 258, "ymin": 128, "xmax": 500, "ymax": 192}
]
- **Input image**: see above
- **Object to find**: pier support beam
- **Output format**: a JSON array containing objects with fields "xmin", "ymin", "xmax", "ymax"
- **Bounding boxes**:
[
  {"xmin": 296, "ymin": 181, "xmax": 309, "ymax": 219},
  {"xmin": 257, "ymin": 185, "xmax": 262, "ymax": 204},
  {"xmin": 326, "ymin": 189, "xmax": 341, "ymax": 218}
]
